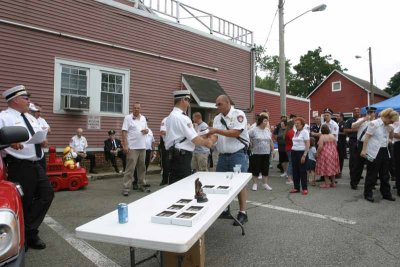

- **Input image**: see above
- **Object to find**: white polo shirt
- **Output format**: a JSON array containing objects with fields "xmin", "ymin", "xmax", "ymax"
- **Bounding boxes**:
[
  {"xmin": 122, "ymin": 113, "xmax": 147, "ymax": 149},
  {"xmin": 365, "ymin": 118, "xmax": 390, "ymax": 159},
  {"xmin": 37, "ymin": 116, "xmax": 50, "ymax": 131},
  {"xmin": 354, "ymin": 118, "xmax": 369, "ymax": 141},
  {"xmin": 165, "ymin": 107, "xmax": 198, "ymax": 151},
  {"xmin": 292, "ymin": 129, "xmax": 310, "ymax": 151},
  {"xmin": 393, "ymin": 121, "xmax": 400, "ymax": 143},
  {"xmin": 321, "ymin": 119, "xmax": 339, "ymax": 141},
  {"xmin": 213, "ymin": 107, "xmax": 250, "ymax": 154},
  {"xmin": 70, "ymin": 135, "xmax": 88, "ymax": 152},
  {"xmin": 160, "ymin": 117, "xmax": 167, "ymax": 132},
  {"xmin": 145, "ymin": 128, "xmax": 155, "ymax": 150},
  {"xmin": 0, "ymin": 107, "xmax": 43, "ymax": 160}
]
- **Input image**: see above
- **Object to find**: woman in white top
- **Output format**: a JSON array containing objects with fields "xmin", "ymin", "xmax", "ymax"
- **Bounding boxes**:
[
  {"xmin": 361, "ymin": 108, "xmax": 399, "ymax": 202},
  {"xmin": 393, "ymin": 119, "xmax": 400, "ymax": 197},
  {"xmin": 289, "ymin": 117, "xmax": 310, "ymax": 195},
  {"xmin": 248, "ymin": 114, "xmax": 274, "ymax": 191}
]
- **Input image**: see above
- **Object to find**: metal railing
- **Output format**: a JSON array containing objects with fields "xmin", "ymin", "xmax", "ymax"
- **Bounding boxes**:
[{"xmin": 128, "ymin": 0, "xmax": 253, "ymax": 47}]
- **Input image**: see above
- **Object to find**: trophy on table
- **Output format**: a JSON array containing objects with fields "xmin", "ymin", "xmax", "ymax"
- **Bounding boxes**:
[{"xmin": 194, "ymin": 178, "xmax": 208, "ymax": 203}]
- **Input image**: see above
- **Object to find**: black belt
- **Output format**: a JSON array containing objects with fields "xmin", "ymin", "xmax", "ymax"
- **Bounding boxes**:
[
  {"xmin": 220, "ymin": 148, "xmax": 246, "ymax": 156},
  {"xmin": 168, "ymin": 148, "xmax": 192, "ymax": 156},
  {"xmin": 5, "ymin": 155, "xmax": 41, "ymax": 165}
]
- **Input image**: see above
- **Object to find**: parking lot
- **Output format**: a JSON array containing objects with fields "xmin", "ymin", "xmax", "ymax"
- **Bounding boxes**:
[{"xmin": 25, "ymin": 160, "xmax": 400, "ymax": 267}]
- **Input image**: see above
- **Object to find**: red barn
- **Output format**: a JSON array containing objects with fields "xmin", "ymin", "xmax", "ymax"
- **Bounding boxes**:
[
  {"xmin": 254, "ymin": 88, "xmax": 310, "ymax": 126},
  {"xmin": 0, "ymin": 0, "xmax": 254, "ymax": 157},
  {"xmin": 308, "ymin": 70, "xmax": 390, "ymax": 118}
]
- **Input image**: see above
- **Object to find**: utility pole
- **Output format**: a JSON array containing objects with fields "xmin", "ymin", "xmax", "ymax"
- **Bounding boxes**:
[
  {"xmin": 368, "ymin": 47, "xmax": 374, "ymax": 104},
  {"xmin": 278, "ymin": 0, "xmax": 286, "ymax": 116}
]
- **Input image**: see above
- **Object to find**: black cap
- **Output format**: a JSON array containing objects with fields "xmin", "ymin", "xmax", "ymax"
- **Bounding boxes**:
[
  {"xmin": 323, "ymin": 108, "xmax": 333, "ymax": 115},
  {"xmin": 366, "ymin": 106, "xmax": 377, "ymax": 112},
  {"xmin": 108, "ymin": 129, "xmax": 116, "ymax": 135}
]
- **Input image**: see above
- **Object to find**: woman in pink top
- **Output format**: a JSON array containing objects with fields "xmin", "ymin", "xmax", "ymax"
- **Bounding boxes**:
[
  {"xmin": 315, "ymin": 124, "xmax": 340, "ymax": 188},
  {"xmin": 284, "ymin": 120, "xmax": 295, "ymax": 184}
]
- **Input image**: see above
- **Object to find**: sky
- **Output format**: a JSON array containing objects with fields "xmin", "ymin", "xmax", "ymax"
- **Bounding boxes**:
[{"xmin": 179, "ymin": 0, "xmax": 400, "ymax": 89}]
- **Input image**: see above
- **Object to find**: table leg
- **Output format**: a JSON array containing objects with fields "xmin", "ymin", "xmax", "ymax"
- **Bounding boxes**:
[
  {"xmin": 177, "ymin": 255, "xmax": 184, "ymax": 267},
  {"xmin": 130, "ymin": 247, "xmax": 136, "ymax": 267},
  {"xmin": 229, "ymin": 211, "xmax": 245, "ymax": 236}
]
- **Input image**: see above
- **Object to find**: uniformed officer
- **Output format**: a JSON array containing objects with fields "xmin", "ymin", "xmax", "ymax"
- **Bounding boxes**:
[
  {"xmin": 350, "ymin": 106, "xmax": 376, "ymax": 189},
  {"xmin": 0, "ymin": 85, "xmax": 54, "ymax": 250},
  {"xmin": 336, "ymin": 113, "xmax": 346, "ymax": 177},
  {"xmin": 343, "ymin": 107, "xmax": 361, "ymax": 183},
  {"xmin": 318, "ymin": 108, "xmax": 339, "ymax": 140},
  {"xmin": 70, "ymin": 128, "xmax": 97, "ymax": 173},
  {"xmin": 208, "ymin": 95, "xmax": 250, "ymax": 226},
  {"xmin": 159, "ymin": 116, "xmax": 169, "ymax": 185},
  {"xmin": 361, "ymin": 108, "xmax": 399, "ymax": 202},
  {"xmin": 393, "ymin": 120, "xmax": 400, "ymax": 196},
  {"xmin": 164, "ymin": 90, "xmax": 213, "ymax": 184}
]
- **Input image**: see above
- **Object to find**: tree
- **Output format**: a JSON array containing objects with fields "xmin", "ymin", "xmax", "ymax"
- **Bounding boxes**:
[
  {"xmin": 255, "ymin": 45, "xmax": 293, "ymax": 92},
  {"xmin": 291, "ymin": 47, "xmax": 347, "ymax": 97},
  {"xmin": 385, "ymin": 71, "xmax": 400, "ymax": 96}
]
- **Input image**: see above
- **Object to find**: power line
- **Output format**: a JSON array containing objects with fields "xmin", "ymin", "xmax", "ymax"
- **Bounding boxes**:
[{"xmin": 263, "ymin": 7, "xmax": 278, "ymax": 49}]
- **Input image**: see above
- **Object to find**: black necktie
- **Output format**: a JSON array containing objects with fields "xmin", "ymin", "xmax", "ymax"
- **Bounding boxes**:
[
  {"xmin": 21, "ymin": 113, "xmax": 42, "ymax": 158},
  {"xmin": 112, "ymin": 140, "xmax": 116, "ymax": 150}
]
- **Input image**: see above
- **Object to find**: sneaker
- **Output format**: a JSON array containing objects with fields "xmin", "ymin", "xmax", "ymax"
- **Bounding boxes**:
[
  {"xmin": 139, "ymin": 187, "xmax": 151, "ymax": 193},
  {"xmin": 252, "ymin": 183, "xmax": 258, "ymax": 191},
  {"xmin": 302, "ymin": 189, "xmax": 308, "ymax": 195},
  {"xmin": 122, "ymin": 191, "xmax": 129, "ymax": 196},
  {"xmin": 263, "ymin": 184, "xmax": 272, "ymax": 191},
  {"xmin": 233, "ymin": 212, "xmax": 248, "ymax": 226},
  {"xmin": 280, "ymin": 172, "xmax": 288, "ymax": 177},
  {"xmin": 285, "ymin": 180, "xmax": 293, "ymax": 185}
]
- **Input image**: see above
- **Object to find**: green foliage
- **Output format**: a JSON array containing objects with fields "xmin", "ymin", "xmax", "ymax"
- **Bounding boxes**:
[
  {"xmin": 292, "ymin": 47, "xmax": 347, "ymax": 96},
  {"xmin": 385, "ymin": 71, "xmax": 400, "ymax": 96}
]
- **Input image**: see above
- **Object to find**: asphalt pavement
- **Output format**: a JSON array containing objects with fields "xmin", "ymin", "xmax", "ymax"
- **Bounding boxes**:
[{"xmin": 25, "ymin": 160, "xmax": 400, "ymax": 267}]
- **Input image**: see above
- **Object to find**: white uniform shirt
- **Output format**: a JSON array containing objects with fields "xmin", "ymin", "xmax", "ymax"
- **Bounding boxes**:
[
  {"xmin": 193, "ymin": 121, "xmax": 210, "ymax": 154},
  {"xmin": 248, "ymin": 126, "xmax": 272, "ymax": 155},
  {"xmin": 145, "ymin": 128, "xmax": 155, "ymax": 150},
  {"xmin": 393, "ymin": 121, "xmax": 400, "ymax": 143},
  {"xmin": 0, "ymin": 107, "xmax": 43, "ymax": 160},
  {"xmin": 365, "ymin": 118, "xmax": 390, "ymax": 159},
  {"xmin": 70, "ymin": 135, "xmax": 88, "ymax": 152},
  {"xmin": 165, "ymin": 107, "xmax": 198, "ymax": 151},
  {"xmin": 37, "ymin": 117, "xmax": 50, "ymax": 131},
  {"xmin": 292, "ymin": 129, "xmax": 310, "ymax": 151},
  {"xmin": 213, "ymin": 107, "xmax": 250, "ymax": 154},
  {"xmin": 160, "ymin": 117, "xmax": 167, "ymax": 132},
  {"xmin": 321, "ymin": 119, "xmax": 339, "ymax": 141},
  {"xmin": 354, "ymin": 118, "xmax": 369, "ymax": 141},
  {"xmin": 122, "ymin": 113, "xmax": 147, "ymax": 149}
]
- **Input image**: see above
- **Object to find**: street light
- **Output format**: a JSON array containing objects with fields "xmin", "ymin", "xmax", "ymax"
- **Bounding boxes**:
[
  {"xmin": 278, "ymin": 1, "xmax": 327, "ymax": 116},
  {"xmin": 355, "ymin": 47, "xmax": 374, "ymax": 105}
]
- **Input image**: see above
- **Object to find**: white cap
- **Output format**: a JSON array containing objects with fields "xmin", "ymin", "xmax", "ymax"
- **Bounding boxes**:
[
  {"xmin": 2, "ymin": 85, "xmax": 30, "ymax": 102},
  {"xmin": 29, "ymin": 103, "xmax": 39, "ymax": 112},
  {"xmin": 173, "ymin": 90, "xmax": 191, "ymax": 99}
]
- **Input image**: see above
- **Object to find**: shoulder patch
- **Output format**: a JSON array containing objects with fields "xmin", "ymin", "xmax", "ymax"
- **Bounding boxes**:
[{"xmin": 237, "ymin": 115, "xmax": 244, "ymax": 123}]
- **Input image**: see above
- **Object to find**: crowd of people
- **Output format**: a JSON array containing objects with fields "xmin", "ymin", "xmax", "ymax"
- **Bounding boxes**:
[{"xmin": 1, "ymin": 84, "xmax": 399, "ymax": 252}]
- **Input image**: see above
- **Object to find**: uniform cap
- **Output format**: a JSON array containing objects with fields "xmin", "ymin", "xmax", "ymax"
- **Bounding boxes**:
[
  {"xmin": 365, "ymin": 106, "xmax": 377, "ymax": 112},
  {"xmin": 2, "ymin": 85, "xmax": 30, "ymax": 102},
  {"xmin": 108, "ymin": 129, "xmax": 116, "ymax": 135},
  {"xmin": 29, "ymin": 103, "xmax": 39, "ymax": 112},
  {"xmin": 173, "ymin": 90, "xmax": 191, "ymax": 99},
  {"xmin": 323, "ymin": 108, "xmax": 333, "ymax": 115}
]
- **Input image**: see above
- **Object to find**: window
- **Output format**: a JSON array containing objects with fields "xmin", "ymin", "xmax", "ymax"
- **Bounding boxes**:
[
  {"xmin": 54, "ymin": 58, "xmax": 130, "ymax": 116},
  {"xmin": 332, "ymin": 81, "xmax": 341, "ymax": 92}
]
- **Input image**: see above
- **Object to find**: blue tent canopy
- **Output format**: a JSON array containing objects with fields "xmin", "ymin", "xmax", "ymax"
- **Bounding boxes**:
[{"xmin": 361, "ymin": 94, "xmax": 400, "ymax": 114}]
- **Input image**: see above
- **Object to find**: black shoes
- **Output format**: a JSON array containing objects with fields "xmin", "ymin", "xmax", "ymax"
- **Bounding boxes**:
[
  {"xmin": 350, "ymin": 184, "xmax": 357, "ymax": 190},
  {"xmin": 132, "ymin": 183, "xmax": 139, "ymax": 190},
  {"xmin": 233, "ymin": 212, "xmax": 248, "ymax": 226},
  {"xmin": 364, "ymin": 195, "xmax": 374, "ymax": 203},
  {"xmin": 28, "ymin": 237, "xmax": 46, "ymax": 250},
  {"xmin": 89, "ymin": 169, "xmax": 98, "ymax": 174},
  {"xmin": 382, "ymin": 195, "xmax": 396, "ymax": 201},
  {"xmin": 139, "ymin": 187, "xmax": 151, "ymax": 193}
]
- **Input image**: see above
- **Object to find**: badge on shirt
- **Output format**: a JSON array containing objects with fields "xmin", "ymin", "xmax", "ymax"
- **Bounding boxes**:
[{"xmin": 237, "ymin": 115, "xmax": 244, "ymax": 123}]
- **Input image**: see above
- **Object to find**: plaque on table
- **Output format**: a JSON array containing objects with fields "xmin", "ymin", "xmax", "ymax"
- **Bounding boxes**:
[{"xmin": 151, "ymin": 210, "xmax": 177, "ymax": 225}]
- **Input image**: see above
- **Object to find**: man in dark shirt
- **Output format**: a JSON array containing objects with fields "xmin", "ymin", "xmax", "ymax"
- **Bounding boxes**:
[
  {"xmin": 337, "ymin": 113, "xmax": 347, "ymax": 177},
  {"xmin": 343, "ymin": 107, "xmax": 361, "ymax": 182}
]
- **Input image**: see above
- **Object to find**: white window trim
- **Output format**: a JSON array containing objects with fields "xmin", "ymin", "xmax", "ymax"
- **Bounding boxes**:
[
  {"xmin": 331, "ymin": 81, "xmax": 341, "ymax": 92},
  {"xmin": 54, "ymin": 58, "xmax": 130, "ymax": 117}
]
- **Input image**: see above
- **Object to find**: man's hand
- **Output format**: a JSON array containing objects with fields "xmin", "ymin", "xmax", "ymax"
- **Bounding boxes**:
[
  {"xmin": 78, "ymin": 152, "xmax": 87, "ymax": 158},
  {"xmin": 360, "ymin": 149, "xmax": 366, "ymax": 158},
  {"xmin": 207, "ymin": 127, "xmax": 218, "ymax": 136},
  {"xmin": 141, "ymin": 129, "xmax": 149, "ymax": 135},
  {"xmin": 41, "ymin": 139, "xmax": 48, "ymax": 148},
  {"xmin": 123, "ymin": 147, "xmax": 129, "ymax": 154},
  {"xmin": 10, "ymin": 143, "xmax": 24, "ymax": 150}
]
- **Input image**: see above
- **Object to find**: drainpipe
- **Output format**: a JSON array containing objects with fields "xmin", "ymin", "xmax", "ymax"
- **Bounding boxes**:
[{"xmin": 241, "ymin": 45, "xmax": 255, "ymax": 113}]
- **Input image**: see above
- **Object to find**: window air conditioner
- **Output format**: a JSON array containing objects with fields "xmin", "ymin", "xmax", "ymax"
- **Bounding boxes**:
[{"xmin": 61, "ymin": 95, "xmax": 90, "ymax": 111}]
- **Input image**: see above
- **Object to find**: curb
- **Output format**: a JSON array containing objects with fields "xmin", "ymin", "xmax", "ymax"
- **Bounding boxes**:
[{"xmin": 88, "ymin": 169, "xmax": 161, "ymax": 181}]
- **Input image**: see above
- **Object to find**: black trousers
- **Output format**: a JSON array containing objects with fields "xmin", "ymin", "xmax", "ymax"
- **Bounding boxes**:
[
  {"xmin": 76, "ymin": 152, "xmax": 96, "ymax": 171},
  {"xmin": 337, "ymin": 139, "xmax": 346, "ymax": 174},
  {"xmin": 160, "ymin": 143, "xmax": 169, "ymax": 184},
  {"xmin": 168, "ymin": 150, "xmax": 192, "ymax": 185},
  {"xmin": 348, "ymin": 139, "xmax": 358, "ymax": 180},
  {"xmin": 388, "ymin": 142, "xmax": 395, "ymax": 178},
  {"xmin": 364, "ymin": 147, "xmax": 391, "ymax": 198},
  {"xmin": 291, "ymin": 150, "xmax": 308, "ymax": 190},
  {"xmin": 394, "ymin": 142, "xmax": 400, "ymax": 193},
  {"xmin": 351, "ymin": 141, "xmax": 366, "ymax": 186},
  {"xmin": 108, "ymin": 151, "xmax": 126, "ymax": 171},
  {"xmin": 133, "ymin": 149, "xmax": 151, "ymax": 183},
  {"xmin": 6, "ymin": 157, "xmax": 54, "ymax": 241}
]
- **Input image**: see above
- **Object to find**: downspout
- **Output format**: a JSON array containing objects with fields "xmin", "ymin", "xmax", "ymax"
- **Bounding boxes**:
[{"xmin": 242, "ymin": 45, "xmax": 255, "ymax": 113}]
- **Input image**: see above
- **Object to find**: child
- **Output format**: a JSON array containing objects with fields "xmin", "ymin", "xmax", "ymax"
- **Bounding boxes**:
[{"xmin": 307, "ymin": 137, "xmax": 317, "ymax": 186}]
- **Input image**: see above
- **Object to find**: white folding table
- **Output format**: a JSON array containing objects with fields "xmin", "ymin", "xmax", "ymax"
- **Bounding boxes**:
[{"xmin": 76, "ymin": 171, "xmax": 252, "ymax": 266}]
